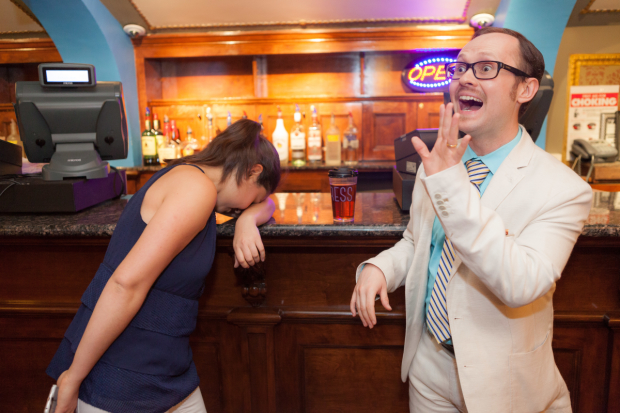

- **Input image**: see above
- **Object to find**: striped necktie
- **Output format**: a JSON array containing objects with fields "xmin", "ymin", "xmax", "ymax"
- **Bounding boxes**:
[{"xmin": 426, "ymin": 159, "xmax": 490, "ymax": 343}]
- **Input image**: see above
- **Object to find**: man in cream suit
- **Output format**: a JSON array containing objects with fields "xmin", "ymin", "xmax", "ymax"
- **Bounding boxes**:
[{"xmin": 350, "ymin": 28, "xmax": 592, "ymax": 413}]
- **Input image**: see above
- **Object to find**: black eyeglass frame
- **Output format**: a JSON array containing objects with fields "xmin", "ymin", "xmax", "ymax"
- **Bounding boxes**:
[{"xmin": 445, "ymin": 61, "xmax": 532, "ymax": 80}]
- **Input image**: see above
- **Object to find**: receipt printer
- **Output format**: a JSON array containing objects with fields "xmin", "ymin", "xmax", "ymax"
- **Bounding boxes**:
[
  {"xmin": 394, "ymin": 129, "xmax": 437, "ymax": 175},
  {"xmin": 393, "ymin": 129, "xmax": 437, "ymax": 211}
]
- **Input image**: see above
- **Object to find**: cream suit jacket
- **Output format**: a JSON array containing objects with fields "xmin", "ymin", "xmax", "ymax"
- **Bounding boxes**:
[{"xmin": 357, "ymin": 128, "xmax": 592, "ymax": 413}]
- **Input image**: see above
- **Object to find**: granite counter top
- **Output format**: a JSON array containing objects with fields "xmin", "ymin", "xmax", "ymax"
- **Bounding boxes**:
[
  {"xmin": 119, "ymin": 161, "xmax": 395, "ymax": 173},
  {"xmin": 0, "ymin": 191, "xmax": 618, "ymax": 238}
]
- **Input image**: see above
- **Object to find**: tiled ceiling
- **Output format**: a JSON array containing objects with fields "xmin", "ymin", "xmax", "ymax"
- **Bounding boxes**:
[
  {"xmin": 129, "ymin": 0, "xmax": 471, "ymax": 30},
  {"xmin": 0, "ymin": 0, "xmax": 43, "ymax": 35}
]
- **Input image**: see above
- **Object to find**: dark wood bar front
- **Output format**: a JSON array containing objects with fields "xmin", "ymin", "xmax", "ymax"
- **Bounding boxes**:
[{"xmin": 1, "ymin": 192, "xmax": 619, "ymax": 413}]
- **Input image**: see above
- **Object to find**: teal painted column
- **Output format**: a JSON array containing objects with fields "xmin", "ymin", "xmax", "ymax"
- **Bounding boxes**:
[
  {"xmin": 494, "ymin": 0, "xmax": 577, "ymax": 150},
  {"xmin": 23, "ymin": 0, "xmax": 141, "ymax": 166}
]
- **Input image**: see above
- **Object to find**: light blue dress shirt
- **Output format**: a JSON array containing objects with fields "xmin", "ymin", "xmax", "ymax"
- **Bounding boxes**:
[{"xmin": 425, "ymin": 127, "xmax": 522, "ymax": 342}]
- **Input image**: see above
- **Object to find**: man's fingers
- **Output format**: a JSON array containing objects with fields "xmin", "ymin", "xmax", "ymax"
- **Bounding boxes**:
[
  {"xmin": 350, "ymin": 291, "xmax": 357, "ymax": 317},
  {"xmin": 367, "ymin": 289, "xmax": 377, "ymax": 326},
  {"xmin": 458, "ymin": 134, "xmax": 472, "ymax": 155},
  {"xmin": 359, "ymin": 289, "xmax": 369, "ymax": 327},
  {"xmin": 412, "ymin": 136, "xmax": 430, "ymax": 159},
  {"xmin": 438, "ymin": 104, "xmax": 445, "ymax": 135},
  {"xmin": 379, "ymin": 286, "xmax": 392, "ymax": 311},
  {"xmin": 441, "ymin": 103, "xmax": 454, "ymax": 142},
  {"xmin": 448, "ymin": 112, "xmax": 461, "ymax": 146}
]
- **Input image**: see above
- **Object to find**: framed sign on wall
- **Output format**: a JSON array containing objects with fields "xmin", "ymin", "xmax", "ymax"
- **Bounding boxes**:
[{"xmin": 563, "ymin": 53, "xmax": 620, "ymax": 161}]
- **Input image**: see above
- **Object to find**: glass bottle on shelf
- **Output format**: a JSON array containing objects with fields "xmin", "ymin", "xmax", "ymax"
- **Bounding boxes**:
[
  {"xmin": 307, "ymin": 105, "xmax": 322, "ymax": 165},
  {"xmin": 170, "ymin": 119, "xmax": 181, "ymax": 145},
  {"xmin": 7, "ymin": 119, "xmax": 20, "ymax": 146},
  {"xmin": 181, "ymin": 126, "xmax": 200, "ymax": 157},
  {"xmin": 242, "ymin": 111, "xmax": 248, "ymax": 119},
  {"xmin": 141, "ymin": 108, "xmax": 159, "ymax": 166},
  {"xmin": 290, "ymin": 104, "xmax": 306, "ymax": 167},
  {"xmin": 259, "ymin": 114, "xmax": 264, "ymax": 132},
  {"xmin": 343, "ymin": 111, "xmax": 359, "ymax": 166},
  {"xmin": 272, "ymin": 106, "xmax": 289, "ymax": 166},
  {"xmin": 227, "ymin": 111, "xmax": 232, "ymax": 127},
  {"xmin": 206, "ymin": 107, "xmax": 214, "ymax": 144},
  {"xmin": 152, "ymin": 114, "xmax": 165, "ymax": 151},
  {"xmin": 325, "ymin": 113, "xmax": 341, "ymax": 166},
  {"xmin": 159, "ymin": 126, "xmax": 179, "ymax": 163}
]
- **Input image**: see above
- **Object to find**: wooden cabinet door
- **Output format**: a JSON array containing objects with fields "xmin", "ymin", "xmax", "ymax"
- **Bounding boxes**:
[{"xmin": 361, "ymin": 101, "xmax": 414, "ymax": 161}]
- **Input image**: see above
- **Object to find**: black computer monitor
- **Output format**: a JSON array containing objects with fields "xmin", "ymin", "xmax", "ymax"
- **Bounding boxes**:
[{"xmin": 14, "ymin": 63, "xmax": 128, "ymax": 181}]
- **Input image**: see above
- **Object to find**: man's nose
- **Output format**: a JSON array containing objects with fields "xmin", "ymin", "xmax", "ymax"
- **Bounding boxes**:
[{"xmin": 458, "ymin": 67, "xmax": 477, "ymax": 86}]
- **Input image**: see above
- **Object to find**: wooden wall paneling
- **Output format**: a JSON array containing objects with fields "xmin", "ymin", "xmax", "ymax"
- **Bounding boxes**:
[
  {"xmin": 277, "ymin": 170, "xmax": 329, "ymax": 192},
  {"xmin": 228, "ymin": 308, "xmax": 281, "ymax": 413},
  {"xmin": 364, "ymin": 51, "xmax": 419, "ymax": 97},
  {"xmin": 0, "ymin": 66, "xmax": 9, "ymax": 103},
  {"xmin": 362, "ymin": 101, "xmax": 409, "ymax": 161},
  {"xmin": 416, "ymin": 99, "xmax": 443, "ymax": 129},
  {"xmin": 132, "ymin": 28, "xmax": 473, "ymax": 60},
  {"xmin": 135, "ymin": 54, "xmax": 149, "ymax": 134},
  {"xmin": 159, "ymin": 56, "xmax": 255, "ymax": 101},
  {"xmin": 266, "ymin": 53, "xmax": 360, "ymax": 98},
  {"xmin": 554, "ymin": 239, "xmax": 620, "ymax": 313},
  {"xmin": 552, "ymin": 322, "xmax": 610, "ymax": 413},
  {"xmin": 144, "ymin": 59, "xmax": 163, "ymax": 102},
  {"xmin": 253, "ymin": 55, "xmax": 268, "ymax": 98},
  {"xmin": 0, "ymin": 40, "xmax": 61, "ymax": 65},
  {"xmin": 606, "ymin": 313, "xmax": 620, "ymax": 413},
  {"xmin": 275, "ymin": 322, "xmax": 408, "ymax": 413}
]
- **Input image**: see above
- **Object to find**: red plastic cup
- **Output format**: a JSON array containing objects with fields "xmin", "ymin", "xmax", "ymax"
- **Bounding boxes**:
[{"xmin": 329, "ymin": 168, "xmax": 359, "ymax": 223}]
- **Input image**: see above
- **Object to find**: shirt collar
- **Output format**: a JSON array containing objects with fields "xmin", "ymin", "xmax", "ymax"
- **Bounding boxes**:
[{"xmin": 462, "ymin": 126, "xmax": 522, "ymax": 175}]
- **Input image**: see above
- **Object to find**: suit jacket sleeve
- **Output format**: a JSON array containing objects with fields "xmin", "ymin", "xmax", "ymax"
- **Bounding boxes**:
[
  {"xmin": 421, "ymin": 162, "xmax": 592, "ymax": 308},
  {"xmin": 355, "ymin": 195, "xmax": 416, "ymax": 293}
]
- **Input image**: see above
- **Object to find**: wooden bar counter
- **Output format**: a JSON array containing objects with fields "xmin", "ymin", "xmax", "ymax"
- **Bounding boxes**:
[{"xmin": 1, "ymin": 191, "xmax": 619, "ymax": 413}]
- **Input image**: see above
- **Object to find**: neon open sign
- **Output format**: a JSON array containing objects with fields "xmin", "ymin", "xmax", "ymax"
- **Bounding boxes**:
[{"xmin": 402, "ymin": 56, "xmax": 456, "ymax": 93}]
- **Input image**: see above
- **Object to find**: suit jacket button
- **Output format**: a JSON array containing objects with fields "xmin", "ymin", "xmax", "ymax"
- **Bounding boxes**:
[
  {"xmin": 435, "ymin": 194, "xmax": 442, "ymax": 199},
  {"xmin": 442, "ymin": 211, "xmax": 449, "ymax": 217}
]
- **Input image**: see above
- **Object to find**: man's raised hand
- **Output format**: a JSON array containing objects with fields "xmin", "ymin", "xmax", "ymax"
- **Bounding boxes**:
[{"xmin": 411, "ymin": 103, "xmax": 471, "ymax": 177}]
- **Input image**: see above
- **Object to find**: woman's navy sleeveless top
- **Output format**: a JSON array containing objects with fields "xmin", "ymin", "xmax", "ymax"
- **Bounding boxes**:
[{"xmin": 47, "ymin": 164, "xmax": 217, "ymax": 412}]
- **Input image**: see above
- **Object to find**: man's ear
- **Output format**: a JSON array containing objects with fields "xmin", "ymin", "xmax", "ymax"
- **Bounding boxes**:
[{"xmin": 517, "ymin": 78, "xmax": 539, "ymax": 105}]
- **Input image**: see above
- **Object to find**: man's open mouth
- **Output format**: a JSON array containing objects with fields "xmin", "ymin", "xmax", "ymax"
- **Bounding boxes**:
[{"xmin": 459, "ymin": 96, "xmax": 483, "ymax": 112}]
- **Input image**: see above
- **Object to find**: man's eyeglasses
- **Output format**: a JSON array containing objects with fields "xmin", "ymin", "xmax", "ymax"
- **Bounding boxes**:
[{"xmin": 445, "ymin": 61, "xmax": 532, "ymax": 80}]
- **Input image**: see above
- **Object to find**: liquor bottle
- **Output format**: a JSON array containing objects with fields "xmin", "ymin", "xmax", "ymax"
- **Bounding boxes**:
[
  {"xmin": 343, "ymin": 111, "xmax": 359, "ymax": 166},
  {"xmin": 152, "ymin": 114, "xmax": 165, "ymax": 151},
  {"xmin": 307, "ymin": 105, "xmax": 322, "ymax": 165},
  {"xmin": 272, "ymin": 106, "xmax": 289, "ymax": 166},
  {"xmin": 7, "ymin": 119, "xmax": 19, "ymax": 145},
  {"xmin": 242, "ymin": 111, "xmax": 248, "ymax": 119},
  {"xmin": 170, "ymin": 120, "xmax": 181, "ymax": 145},
  {"xmin": 141, "ymin": 108, "xmax": 159, "ymax": 166},
  {"xmin": 290, "ymin": 104, "xmax": 306, "ymax": 167},
  {"xmin": 163, "ymin": 115, "xmax": 170, "ymax": 142},
  {"xmin": 181, "ymin": 126, "xmax": 200, "ymax": 157},
  {"xmin": 159, "ymin": 124, "xmax": 179, "ymax": 163},
  {"xmin": 258, "ymin": 114, "xmax": 264, "ymax": 132},
  {"xmin": 325, "ymin": 113, "xmax": 341, "ymax": 166},
  {"xmin": 227, "ymin": 111, "xmax": 232, "ymax": 127},
  {"xmin": 206, "ymin": 107, "xmax": 215, "ymax": 143}
]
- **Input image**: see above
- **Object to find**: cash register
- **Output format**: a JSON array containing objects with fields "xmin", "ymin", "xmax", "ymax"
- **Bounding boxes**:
[
  {"xmin": 393, "ymin": 71, "xmax": 555, "ymax": 211},
  {"xmin": 0, "ymin": 63, "xmax": 128, "ymax": 212}
]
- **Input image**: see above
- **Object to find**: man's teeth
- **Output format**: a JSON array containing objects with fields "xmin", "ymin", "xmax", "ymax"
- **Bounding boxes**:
[{"xmin": 459, "ymin": 96, "xmax": 482, "ymax": 103}]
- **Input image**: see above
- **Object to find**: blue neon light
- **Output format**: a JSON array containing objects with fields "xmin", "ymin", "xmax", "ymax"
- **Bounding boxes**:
[{"xmin": 407, "ymin": 56, "xmax": 456, "ymax": 89}]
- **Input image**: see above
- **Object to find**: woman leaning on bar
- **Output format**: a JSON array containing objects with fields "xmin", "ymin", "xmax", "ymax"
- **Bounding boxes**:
[{"xmin": 46, "ymin": 119, "xmax": 280, "ymax": 413}]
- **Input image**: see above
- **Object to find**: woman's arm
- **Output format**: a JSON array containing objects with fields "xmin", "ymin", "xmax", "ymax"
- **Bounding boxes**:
[
  {"xmin": 233, "ymin": 197, "xmax": 275, "ymax": 268},
  {"xmin": 55, "ymin": 170, "xmax": 216, "ymax": 413}
]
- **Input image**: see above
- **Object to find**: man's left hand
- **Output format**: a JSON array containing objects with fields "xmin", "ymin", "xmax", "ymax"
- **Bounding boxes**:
[{"xmin": 412, "ymin": 103, "xmax": 471, "ymax": 177}]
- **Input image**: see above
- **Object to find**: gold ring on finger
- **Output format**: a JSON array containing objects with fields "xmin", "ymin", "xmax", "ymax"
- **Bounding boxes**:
[{"xmin": 446, "ymin": 143, "xmax": 458, "ymax": 148}]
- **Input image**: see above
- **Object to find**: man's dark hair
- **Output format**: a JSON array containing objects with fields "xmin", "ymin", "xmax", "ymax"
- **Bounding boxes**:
[
  {"xmin": 169, "ymin": 119, "xmax": 281, "ymax": 194},
  {"xmin": 472, "ymin": 27, "xmax": 545, "ymax": 116}
]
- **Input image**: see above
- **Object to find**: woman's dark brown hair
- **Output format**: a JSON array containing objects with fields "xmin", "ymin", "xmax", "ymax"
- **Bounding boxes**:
[{"xmin": 168, "ymin": 119, "xmax": 280, "ymax": 193}]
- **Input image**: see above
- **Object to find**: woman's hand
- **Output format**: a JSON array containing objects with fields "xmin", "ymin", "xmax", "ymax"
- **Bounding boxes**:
[
  {"xmin": 233, "ymin": 214, "xmax": 265, "ymax": 268},
  {"xmin": 55, "ymin": 370, "xmax": 81, "ymax": 413}
]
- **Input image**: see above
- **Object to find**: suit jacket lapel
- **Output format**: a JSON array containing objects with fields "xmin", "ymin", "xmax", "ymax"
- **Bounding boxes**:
[{"xmin": 481, "ymin": 127, "xmax": 536, "ymax": 211}]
